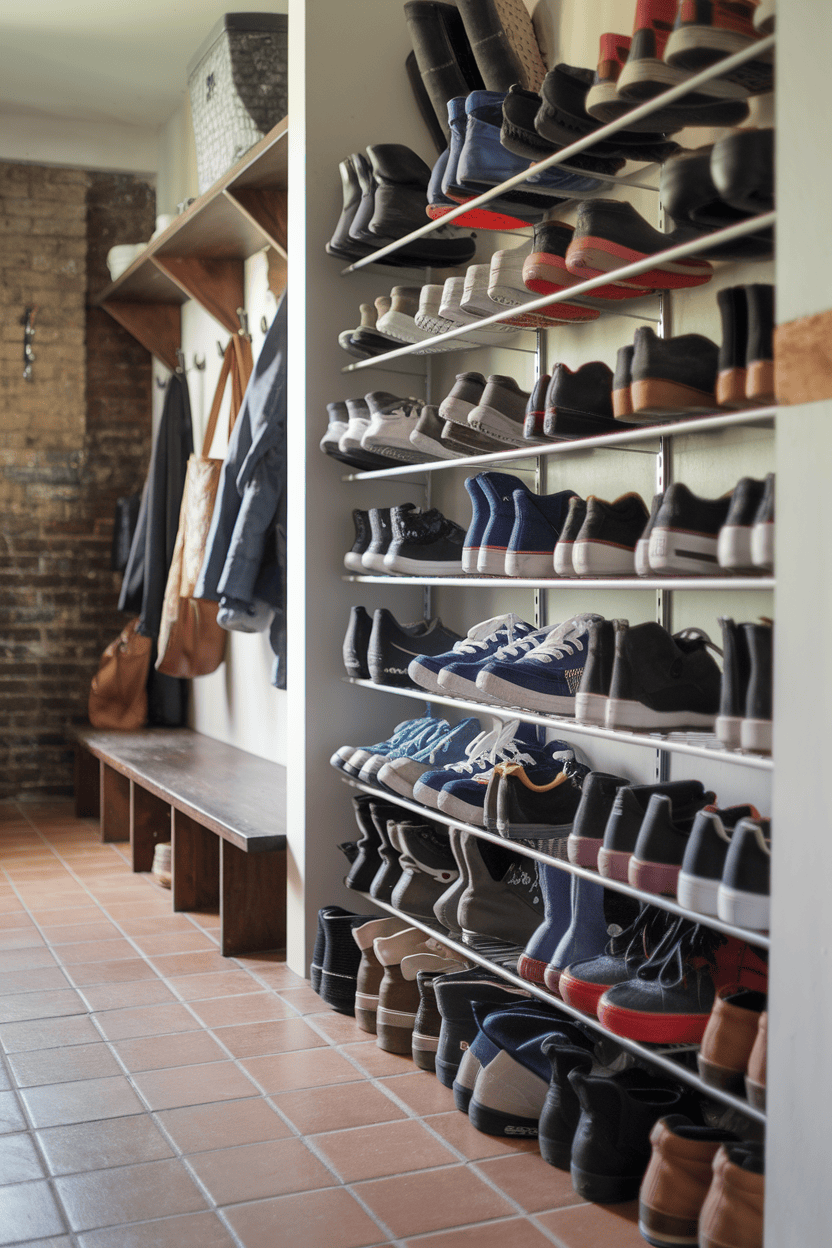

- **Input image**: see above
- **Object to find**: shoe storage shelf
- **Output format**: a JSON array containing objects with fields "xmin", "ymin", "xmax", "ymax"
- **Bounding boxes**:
[
  {"xmin": 328, "ymin": 23, "xmax": 776, "ymax": 1142},
  {"xmin": 97, "ymin": 119, "xmax": 288, "ymax": 371}
]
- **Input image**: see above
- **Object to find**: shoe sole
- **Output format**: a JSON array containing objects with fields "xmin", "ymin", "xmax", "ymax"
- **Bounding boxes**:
[
  {"xmin": 597, "ymin": 845, "xmax": 632, "ymax": 882},
  {"xmin": 613, "ymin": 387, "xmax": 635, "ymax": 418},
  {"xmin": 746, "ymin": 359, "xmax": 776, "ymax": 405},
  {"xmin": 676, "ymin": 871, "xmax": 720, "ymax": 916},
  {"xmin": 638, "ymin": 1204, "xmax": 700, "ymax": 1247},
  {"xmin": 523, "ymin": 255, "xmax": 642, "ymax": 301},
  {"xmin": 740, "ymin": 717, "xmax": 772, "ymax": 753},
  {"xmin": 571, "ymin": 539, "xmax": 636, "ymax": 577},
  {"xmin": 467, "ymin": 411, "xmax": 528, "ymax": 445},
  {"xmin": 516, "ymin": 953, "xmax": 548, "ymax": 984},
  {"xmin": 437, "ymin": 670, "xmax": 497, "ymax": 702},
  {"xmin": 438, "ymin": 397, "xmax": 482, "ymax": 427},
  {"xmin": 436, "ymin": 791, "xmax": 486, "ymax": 824},
  {"xmin": 605, "ymin": 696, "xmax": 717, "ymax": 732},
  {"xmin": 474, "ymin": 671, "xmax": 577, "ymax": 714},
  {"xmin": 553, "ymin": 543, "xmax": 576, "ymax": 577},
  {"xmin": 696, "ymin": 1053, "xmax": 746, "ymax": 1094},
  {"xmin": 409, "ymin": 431, "xmax": 462, "ymax": 459},
  {"xmin": 361, "ymin": 553, "xmax": 391, "ymax": 574},
  {"xmin": 559, "ymin": 969, "xmax": 607, "ymax": 1015},
  {"xmin": 566, "ymin": 239, "xmax": 712, "ymax": 290},
  {"xmin": 567, "ymin": 832, "xmax": 603, "ymax": 867},
  {"xmin": 571, "ymin": 1161, "xmax": 643, "ymax": 1204},
  {"xmin": 664, "ymin": 26, "xmax": 773, "ymax": 92},
  {"xmin": 468, "ymin": 1098, "xmax": 540, "ymax": 1138},
  {"xmin": 745, "ymin": 1075, "xmax": 766, "ymax": 1109},
  {"xmin": 616, "ymin": 54, "xmax": 746, "ymax": 102},
  {"xmin": 630, "ymin": 378, "xmax": 718, "ymax": 418},
  {"xmin": 628, "ymin": 856, "xmax": 680, "ymax": 896},
  {"xmin": 504, "ymin": 549, "xmax": 559, "ymax": 578},
  {"xmin": 647, "ymin": 526, "xmax": 722, "ymax": 575},
  {"xmin": 716, "ymin": 366, "xmax": 751, "ymax": 409},
  {"xmin": 634, "ymin": 537, "xmax": 651, "ymax": 577},
  {"xmin": 596, "ymin": 997, "xmax": 709, "ymax": 1044},
  {"xmin": 717, "ymin": 883, "xmax": 770, "ymax": 930},
  {"xmin": 476, "ymin": 547, "xmax": 509, "ymax": 576},
  {"xmin": 715, "ymin": 714, "xmax": 742, "ymax": 750},
  {"xmin": 717, "ymin": 525, "xmax": 754, "ymax": 571},
  {"xmin": 542, "ymin": 964, "xmax": 562, "ymax": 995},
  {"xmin": 382, "ymin": 556, "xmax": 464, "ymax": 576},
  {"xmin": 362, "ymin": 439, "xmax": 432, "ymax": 465},
  {"xmin": 750, "ymin": 522, "xmax": 774, "ymax": 571},
  {"xmin": 574, "ymin": 691, "xmax": 607, "ymax": 726},
  {"xmin": 343, "ymin": 553, "xmax": 366, "ymax": 573}
]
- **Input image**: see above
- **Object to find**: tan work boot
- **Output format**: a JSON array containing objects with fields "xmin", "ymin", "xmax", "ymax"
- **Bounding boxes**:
[
  {"xmin": 638, "ymin": 1115, "xmax": 737, "ymax": 1247},
  {"xmin": 745, "ymin": 1009, "xmax": 767, "ymax": 1109},
  {"xmin": 697, "ymin": 987, "xmax": 766, "ymax": 1093},
  {"xmin": 699, "ymin": 1142, "xmax": 765, "ymax": 1248}
]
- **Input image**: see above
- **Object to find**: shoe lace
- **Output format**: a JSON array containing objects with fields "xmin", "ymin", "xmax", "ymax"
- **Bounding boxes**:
[
  {"xmin": 378, "ymin": 396, "xmax": 423, "ymax": 420},
  {"xmin": 454, "ymin": 613, "xmax": 528, "ymax": 656},
  {"xmin": 493, "ymin": 621, "xmax": 561, "ymax": 660},
  {"xmin": 445, "ymin": 718, "xmax": 535, "ymax": 775},
  {"xmin": 521, "ymin": 614, "xmax": 600, "ymax": 665},
  {"xmin": 639, "ymin": 919, "xmax": 726, "ymax": 987}
]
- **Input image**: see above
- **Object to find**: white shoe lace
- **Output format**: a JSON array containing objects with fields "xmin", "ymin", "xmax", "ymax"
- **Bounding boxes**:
[
  {"xmin": 441, "ymin": 718, "xmax": 538, "ymax": 776},
  {"xmin": 451, "ymin": 613, "xmax": 530, "ymax": 657},
  {"xmin": 520, "ymin": 613, "xmax": 602, "ymax": 665}
]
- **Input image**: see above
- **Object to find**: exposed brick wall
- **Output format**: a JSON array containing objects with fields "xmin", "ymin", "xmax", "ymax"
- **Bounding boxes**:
[{"xmin": 0, "ymin": 164, "xmax": 156, "ymax": 799}]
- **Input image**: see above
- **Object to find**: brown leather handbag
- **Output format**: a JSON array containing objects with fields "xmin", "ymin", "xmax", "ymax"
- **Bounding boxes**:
[
  {"xmin": 156, "ymin": 335, "xmax": 253, "ymax": 678},
  {"xmin": 88, "ymin": 617, "xmax": 152, "ymax": 730}
]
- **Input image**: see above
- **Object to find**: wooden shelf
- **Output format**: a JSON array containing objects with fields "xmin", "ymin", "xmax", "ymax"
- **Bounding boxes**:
[{"xmin": 98, "ymin": 117, "xmax": 288, "ymax": 369}]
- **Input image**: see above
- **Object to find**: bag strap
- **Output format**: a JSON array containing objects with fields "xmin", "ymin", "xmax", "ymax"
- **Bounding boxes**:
[{"xmin": 201, "ymin": 333, "xmax": 255, "ymax": 457}]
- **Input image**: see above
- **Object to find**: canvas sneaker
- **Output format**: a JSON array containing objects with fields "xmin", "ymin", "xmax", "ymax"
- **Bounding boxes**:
[
  {"xmin": 648, "ymin": 483, "xmax": 731, "ymax": 575},
  {"xmin": 457, "ymin": 835, "xmax": 544, "ymax": 944},
  {"xmin": 463, "ymin": 471, "xmax": 534, "ymax": 576},
  {"xmin": 616, "ymin": 0, "xmax": 749, "ymax": 103},
  {"xmin": 476, "ymin": 613, "xmax": 602, "ymax": 713},
  {"xmin": 355, "ymin": 718, "xmax": 451, "ymax": 785},
  {"xmin": 438, "ymin": 621, "xmax": 568, "ymax": 701},
  {"xmin": 559, "ymin": 904, "xmax": 674, "ymax": 1017},
  {"xmin": 330, "ymin": 715, "xmax": 436, "ymax": 775},
  {"xmin": 484, "ymin": 756, "xmax": 590, "ymax": 840},
  {"xmin": 412, "ymin": 719, "xmax": 540, "ymax": 811},
  {"xmin": 408, "ymin": 612, "xmax": 534, "ymax": 695},
  {"xmin": 377, "ymin": 717, "xmax": 483, "ymax": 799},
  {"xmin": 605, "ymin": 620, "xmax": 723, "ymax": 733},
  {"xmin": 361, "ymin": 391, "xmax": 432, "ymax": 464},
  {"xmin": 572, "ymin": 493, "xmax": 650, "ymax": 577},
  {"xmin": 505, "ymin": 489, "xmax": 578, "ymax": 578},
  {"xmin": 361, "ymin": 506, "xmax": 415, "ymax": 574}
]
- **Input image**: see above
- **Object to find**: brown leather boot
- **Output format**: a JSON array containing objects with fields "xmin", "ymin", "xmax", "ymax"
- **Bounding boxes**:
[
  {"xmin": 638, "ymin": 1115, "xmax": 738, "ymax": 1247},
  {"xmin": 745, "ymin": 1009, "xmax": 767, "ymax": 1109},
  {"xmin": 697, "ymin": 987, "xmax": 766, "ymax": 1093},
  {"xmin": 699, "ymin": 1142, "xmax": 764, "ymax": 1248}
]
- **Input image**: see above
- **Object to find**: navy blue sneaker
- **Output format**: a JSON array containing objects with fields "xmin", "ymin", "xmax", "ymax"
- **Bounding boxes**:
[
  {"xmin": 438, "ymin": 620, "xmax": 567, "ymax": 701},
  {"xmin": 469, "ymin": 1000, "xmax": 569, "ymax": 1137},
  {"xmin": 463, "ymin": 476, "xmax": 489, "ymax": 574},
  {"xmin": 437, "ymin": 724, "xmax": 574, "ymax": 825},
  {"xmin": 436, "ymin": 100, "xmax": 540, "ymax": 230},
  {"xmin": 415, "ymin": 719, "xmax": 544, "ymax": 812},
  {"xmin": 505, "ymin": 488, "xmax": 579, "ymax": 578},
  {"xmin": 476, "ymin": 613, "xmax": 603, "ymax": 713},
  {"xmin": 475, "ymin": 471, "xmax": 535, "ymax": 575},
  {"xmin": 408, "ymin": 612, "xmax": 533, "ymax": 695}
]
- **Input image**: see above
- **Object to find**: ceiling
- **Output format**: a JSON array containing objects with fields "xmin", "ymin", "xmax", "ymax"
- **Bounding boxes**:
[{"xmin": 0, "ymin": 1, "xmax": 288, "ymax": 129}]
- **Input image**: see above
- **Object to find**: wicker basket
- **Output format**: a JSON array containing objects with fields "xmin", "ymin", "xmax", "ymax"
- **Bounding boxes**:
[{"xmin": 188, "ymin": 12, "xmax": 288, "ymax": 195}]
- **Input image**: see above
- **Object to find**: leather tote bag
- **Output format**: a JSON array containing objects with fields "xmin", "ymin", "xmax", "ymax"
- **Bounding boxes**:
[
  {"xmin": 88, "ymin": 617, "xmax": 153, "ymax": 730},
  {"xmin": 156, "ymin": 335, "xmax": 253, "ymax": 678}
]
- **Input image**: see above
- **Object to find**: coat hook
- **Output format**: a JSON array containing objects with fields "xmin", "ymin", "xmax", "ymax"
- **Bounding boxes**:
[
  {"xmin": 260, "ymin": 315, "xmax": 269, "ymax": 334},
  {"xmin": 155, "ymin": 376, "xmax": 167, "ymax": 388},
  {"xmin": 217, "ymin": 339, "xmax": 226, "ymax": 358},
  {"xmin": 236, "ymin": 307, "xmax": 251, "ymax": 341},
  {"xmin": 175, "ymin": 348, "xmax": 186, "ymax": 374},
  {"xmin": 193, "ymin": 354, "xmax": 206, "ymax": 370}
]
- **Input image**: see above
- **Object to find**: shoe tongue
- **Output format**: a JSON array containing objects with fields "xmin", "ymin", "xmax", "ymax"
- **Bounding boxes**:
[
  {"xmin": 466, "ymin": 613, "xmax": 530, "ymax": 643},
  {"xmin": 673, "ymin": 627, "xmax": 714, "ymax": 655}
]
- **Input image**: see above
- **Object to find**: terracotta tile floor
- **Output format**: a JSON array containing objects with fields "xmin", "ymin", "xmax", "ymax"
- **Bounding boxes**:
[{"xmin": 0, "ymin": 800, "xmax": 646, "ymax": 1247}]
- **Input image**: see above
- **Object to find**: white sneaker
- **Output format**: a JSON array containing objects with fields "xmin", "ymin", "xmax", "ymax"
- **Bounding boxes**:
[
  {"xmin": 320, "ymin": 401, "xmax": 348, "ymax": 456},
  {"xmin": 361, "ymin": 391, "xmax": 432, "ymax": 463},
  {"xmin": 376, "ymin": 286, "xmax": 439, "ymax": 347},
  {"xmin": 338, "ymin": 397, "xmax": 372, "ymax": 456},
  {"xmin": 440, "ymin": 276, "xmax": 520, "ymax": 343},
  {"xmin": 489, "ymin": 244, "xmax": 597, "ymax": 326}
]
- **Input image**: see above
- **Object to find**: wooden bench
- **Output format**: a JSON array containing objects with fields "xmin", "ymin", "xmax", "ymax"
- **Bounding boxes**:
[{"xmin": 71, "ymin": 726, "xmax": 286, "ymax": 957}]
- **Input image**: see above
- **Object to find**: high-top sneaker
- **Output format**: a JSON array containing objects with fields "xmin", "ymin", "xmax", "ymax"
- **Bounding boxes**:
[
  {"xmin": 374, "ymin": 927, "xmax": 462, "ymax": 1053},
  {"xmin": 560, "ymin": 903, "xmax": 674, "ymax": 1016},
  {"xmin": 677, "ymin": 803, "xmax": 758, "ymax": 916},
  {"xmin": 574, "ymin": 619, "xmax": 622, "ymax": 727},
  {"xmin": 647, "ymin": 483, "xmax": 731, "ymax": 575},
  {"xmin": 368, "ymin": 810, "xmax": 409, "ymax": 903},
  {"xmin": 716, "ymin": 616, "xmax": 751, "ymax": 750},
  {"xmin": 505, "ymin": 489, "xmax": 579, "ymax": 579},
  {"xmin": 361, "ymin": 506, "xmax": 398, "ymax": 574},
  {"xmin": 383, "ymin": 506, "xmax": 467, "ymax": 576},
  {"xmin": 553, "ymin": 496, "xmax": 588, "ymax": 577},
  {"xmin": 698, "ymin": 1142, "xmax": 765, "ymax": 1248},
  {"xmin": 473, "ymin": 472, "xmax": 537, "ymax": 576},
  {"xmin": 344, "ymin": 795, "xmax": 385, "ymax": 893},
  {"xmin": 433, "ymin": 827, "xmax": 469, "ymax": 934},
  {"xmin": 468, "ymin": 1001, "xmax": 569, "ymax": 1137},
  {"xmin": 366, "ymin": 609, "xmax": 463, "ymax": 690},
  {"xmin": 411, "ymin": 968, "xmax": 446, "ymax": 1071},
  {"xmin": 630, "ymin": 798, "xmax": 760, "ymax": 898},
  {"xmin": 342, "ymin": 604, "xmax": 372, "ymax": 678},
  {"xmin": 317, "ymin": 908, "xmax": 377, "ymax": 1014},
  {"xmin": 750, "ymin": 472, "xmax": 774, "ymax": 571},
  {"xmin": 718, "ymin": 817, "xmax": 771, "ymax": 931},
  {"xmin": 740, "ymin": 621, "xmax": 772, "ymax": 754},
  {"xmin": 716, "ymin": 287, "xmax": 751, "ymax": 408},
  {"xmin": 389, "ymin": 822, "xmax": 461, "ymax": 920},
  {"xmin": 543, "ymin": 875, "xmax": 639, "ymax": 996},
  {"xmin": 605, "ymin": 620, "xmax": 723, "ymax": 733},
  {"xmin": 638, "ymin": 1115, "xmax": 740, "ymax": 1248},
  {"xmin": 538, "ymin": 1027, "xmax": 596, "ymax": 1167},
  {"xmin": 697, "ymin": 986, "xmax": 767, "ymax": 1095},
  {"xmin": 569, "ymin": 1065, "xmax": 700, "ymax": 1203},
  {"xmin": 717, "ymin": 477, "xmax": 767, "ymax": 571},
  {"xmin": 457, "ymin": 833, "xmax": 543, "ymax": 945},
  {"xmin": 566, "ymin": 768, "xmax": 630, "ymax": 867},
  {"xmin": 433, "ymin": 967, "xmax": 530, "ymax": 1088},
  {"xmin": 598, "ymin": 778, "xmax": 715, "ymax": 882},
  {"xmin": 352, "ymin": 916, "xmax": 411, "ymax": 1033},
  {"xmin": 344, "ymin": 511, "xmax": 372, "ymax": 575},
  {"xmin": 572, "ymin": 493, "xmax": 650, "ymax": 577},
  {"xmin": 597, "ymin": 918, "xmax": 768, "ymax": 1044},
  {"xmin": 516, "ymin": 861, "xmax": 573, "ymax": 985}
]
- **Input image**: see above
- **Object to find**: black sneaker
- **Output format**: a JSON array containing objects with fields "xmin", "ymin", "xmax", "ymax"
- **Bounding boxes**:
[
  {"xmin": 572, "ymin": 493, "xmax": 650, "ymax": 577},
  {"xmin": 553, "ymin": 495, "xmax": 588, "ymax": 577},
  {"xmin": 630, "ymin": 326, "xmax": 720, "ymax": 420},
  {"xmin": 635, "ymin": 492, "xmax": 663, "ymax": 577},
  {"xmin": 677, "ymin": 803, "xmax": 762, "ymax": 917},
  {"xmin": 368, "ymin": 807, "xmax": 407, "ymax": 903},
  {"xmin": 366, "ymin": 608, "xmax": 463, "ymax": 687},
  {"xmin": 566, "ymin": 771, "xmax": 630, "ymax": 869},
  {"xmin": 718, "ymin": 817, "xmax": 771, "ymax": 931},
  {"xmin": 365, "ymin": 143, "xmax": 477, "ymax": 266},
  {"xmin": 361, "ymin": 504, "xmax": 418, "ymax": 575},
  {"xmin": 741, "ymin": 621, "xmax": 772, "ymax": 754},
  {"xmin": 744, "ymin": 284, "xmax": 776, "ymax": 406},
  {"xmin": 344, "ymin": 511, "xmax": 372, "ymax": 574},
  {"xmin": 613, "ymin": 343, "xmax": 635, "ymax": 420},
  {"xmin": 383, "ymin": 506, "xmax": 466, "ymax": 576},
  {"xmin": 574, "ymin": 618, "xmax": 621, "ymax": 727},
  {"xmin": 717, "ymin": 477, "xmax": 766, "ymax": 571},
  {"xmin": 342, "ymin": 605, "xmax": 372, "ymax": 679},
  {"xmin": 565, "ymin": 200, "xmax": 713, "ymax": 292},
  {"xmin": 433, "ymin": 967, "xmax": 530, "ymax": 1088},
  {"xmin": 598, "ymin": 779, "xmax": 716, "ymax": 883},
  {"xmin": 606, "ymin": 621, "xmax": 723, "ymax": 733},
  {"xmin": 716, "ymin": 616, "xmax": 752, "ymax": 750},
  {"xmin": 344, "ymin": 795, "xmax": 385, "ymax": 893},
  {"xmin": 317, "ymin": 907, "xmax": 377, "ymax": 1015},
  {"xmin": 647, "ymin": 483, "xmax": 731, "ymax": 576},
  {"xmin": 522, "ymin": 372, "xmax": 551, "ymax": 444},
  {"xmin": 751, "ymin": 472, "xmax": 774, "ymax": 571},
  {"xmin": 484, "ymin": 757, "xmax": 589, "ymax": 841},
  {"xmin": 543, "ymin": 361, "xmax": 629, "ymax": 439}
]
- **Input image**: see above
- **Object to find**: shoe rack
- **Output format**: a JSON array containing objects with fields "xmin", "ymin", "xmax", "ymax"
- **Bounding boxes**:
[{"xmin": 286, "ymin": 2, "xmax": 832, "ymax": 1240}]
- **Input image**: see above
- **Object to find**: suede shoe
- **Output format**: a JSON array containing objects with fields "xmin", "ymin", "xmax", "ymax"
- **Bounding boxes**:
[
  {"xmin": 560, "ymin": 903, "xmax": 673, "ymax": 1016},
  {"xmin": 516, "ymin": 861, "xmax": 574, "ymax": 985},
  {"xmin": 367, "ymin": 609, "xmax": 463, "ymax": 689},
  {"xmin": 697, "ymin": 986, "xmax": 767, "ymax": 1095},
  {"xmin": 630, "ymin": 326, "xmax": 719, "ymax": 420},
  {"xmin": 471, "ymin": 471, "xmax": 536, "ymax": 576},
  {"xmin": 647, "ymin": 482, "xmax": 731, "ymax": 575},
  {"xmin": 543, "ymin": 361, "xmax": 627, "ymax": 440},
  {"xmin": 572, "ymin": 492, "xmax": 650, "ymax": 577},
  {"xmin": 566, "ymin": 200, "xmax": 713, "ymax": 291},
  {"xmin": 638, "ymin": 1115, "xmax": 740, "ymax": 1247},
  {"xmin": 499, "ymin": 81, "xmax": 627, "ymax": 172},
  {"xmin": 543, "ymin": 876, "xmax": 640, "ymax": 997},
  {"xmin": 745, "ymin": 1009, "xmax": 767, "ymax": 1109},
  {"xmin": 598, "ymin": 778, "xmax": 715, "ymax": 883},
  {"xmin": 659, "ymin": 147, "xmax": 773, "ymax": 261}
]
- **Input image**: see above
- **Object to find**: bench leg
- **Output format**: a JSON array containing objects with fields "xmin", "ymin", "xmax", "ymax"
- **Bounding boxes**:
[
  {"xmin": 74, "ymin": 747, "xmax": 100, "ymax": 819},
  {"xmin": 220, "ymin": 842, "xmax": 286, "ymax": 957},
  {"xmin": 131, "ymin": 784, "xmax": 172, "ymax": 874},
  {"xmin": 172, "ymin": 810, "xmax": 219, "ymax": 913},
  {"xmin": 100, "ymin": 764, "xmax": 130, "ymax": 843}
]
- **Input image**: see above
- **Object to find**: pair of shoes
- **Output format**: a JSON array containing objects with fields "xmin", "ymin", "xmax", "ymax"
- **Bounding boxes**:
[
  {"xmin": 438, "ymin": 372, "xmax": 512, "ymax": 454},
  {"xmin": 715, "ymin": 285, "xmax": 776, "ymax": 407},
  {"xmin": 326, "ymin": 146, "xmax": 476, "ymax": 267},
  {"xmin": 613, "ymin": 326, "xmax": 720, "ymax": 422},
  {"xmin": 311, "ymin": 905, "xmax": 376, "ymax": 1013},
  {"xmin": 611, "ymin": 0, "xmax": 772, "ymax": 105},
  {"xmin": 554, "ymin": 492, "xmax": 650, "ymax": 576},
  {"xmin": 661, "ymin": 134, "xmax": 774, "ymax": 262},
  {"xmin": 636, "ymin": 473, "xmax": 774, "ymax": 576},
  {"xmin": 375, "ymin": 285, "xmax": 501, "ymax": 353},
  {"xmin": 337, "ymin": 304, "xmax": 403, "ymax": 362},
  {"xmin": 717, "ymin": 617, "xmax": 773, "ymax": 752},
  {"xmin": 565, "ymin": 199, "xmax": 714, "ymax": 292},
  {"xmin": 342, "ymin": 605, "xmax": 463, "ymax": 688},
  {"xmin": 639, "ymin": 1120, "xmax": 763, "ymax": 1247},
  {"xmin": 575, "ymin": 618, "xmax": 723, "ymax": 732},
  {"xmin": 345, "ymin": 503, "xmax": 467, "ymax": 576},
  {"xmin": 321, "ymin": 399, "xmax": 404, "ymax": 471},
  {"xmin": 342, "ymin": 391, "xmax": 434, "ymax": 464},
  {"xmin": 524, "ymin": 361, "xmax": 637, "ymax": 444},
  {"xmin": 331, "ymin": 714, "xmax": 450, "ymax": 783},
  {"xmin": 463, "ymin": 470, "xmax": 578, "ymax": 576},
  {"xmin": 463, "ymin": 248, "xmax": 604, "ymax": 332},
  {"xmin": 698, "ymin": 986, "xmax": 767, "ymax": 1104},
  {"xmin": 595, "ymin": 916, "xmax": 768, "ymax": 1044},
  {"xmin": 679, "ymin": 811, "xmax": 772, "ymax": 931},
  {"xmin": 414, "ymin": 278, "xmax": 527, "ymax": 349}
]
